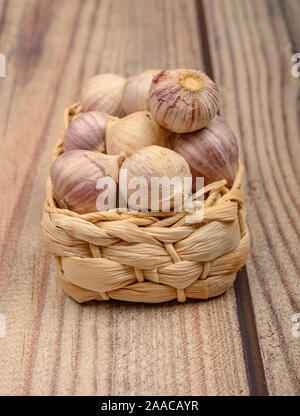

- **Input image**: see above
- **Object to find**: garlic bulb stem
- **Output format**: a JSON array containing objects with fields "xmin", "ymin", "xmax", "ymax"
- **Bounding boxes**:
[{"xmin": 178, "ymin": 72, "xmax": 204, "ymax": 91}]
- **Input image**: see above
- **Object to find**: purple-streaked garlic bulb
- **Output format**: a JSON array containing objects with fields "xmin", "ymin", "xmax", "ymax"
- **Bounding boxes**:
[
  {"xmin": 81, "ymin": 73, "xmax": 126, "ymax": 116},
  {"xmin": 148, "ymin": 69, "xmax": 219, "ymax": 133},
  {"xmin": 173, "ymin": 115, "xmax": 239, "ymax": 190},
  {"xmin": 63, "ymin": 111, "xmax": 108, "ymax": 152},
  {"xmin": 50, "ymin": 150, "xmax": 123, "ymax": 214},
  {"xmin": 122, "ymin": 69, "xmax": 161, "ymax": 114}
]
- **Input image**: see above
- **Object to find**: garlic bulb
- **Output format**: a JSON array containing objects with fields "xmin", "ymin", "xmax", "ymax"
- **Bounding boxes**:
[
  {"xmin": 81, "ymin": 73, "xmax": 126, "ymax": 116},
  {"xmin": 119, "ymin": 145, "xmax": 192, "ymax": 212},
  {"xmin": 63, "ymin": 111, "xmax": 108, "ymax": 152},
  {"xmin": 106, "ymin": 111, "xmax": 175, "ymax": 158},
  {"xmin": 122, "ymin": 69, "xmax": 161, "ymax": 114},
  {"xmin": 173, "ymin": 115, "xmax": 239, "ymax": 189},
  {"xmin": 148, "ymin": 69, "xmax": 219, "ymax": 133},
  {"xmin": 50, "ymin": 150, "xmax": 123, "ymax": 214}
]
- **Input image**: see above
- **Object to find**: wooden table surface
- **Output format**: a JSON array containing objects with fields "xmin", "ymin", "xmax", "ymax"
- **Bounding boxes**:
[{"xmin": 0, "ymin": 0, "xmax": 299, "ymax": 396}]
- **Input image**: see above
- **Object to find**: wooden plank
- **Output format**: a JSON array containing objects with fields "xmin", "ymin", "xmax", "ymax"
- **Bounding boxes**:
[
  {"xmin": 0, "ymin": 0, "xmax": 250, "ymax": 395},
  {"xmin": 204, "ymin": 0, "xmax": 300, "ymax": 395},
  {"xmin": 196, "ymin": 0, "xmax": 268, "ymax": 396}
]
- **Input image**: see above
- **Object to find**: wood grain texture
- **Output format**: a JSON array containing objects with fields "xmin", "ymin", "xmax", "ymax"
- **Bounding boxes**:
[
  {"xmin": 196, "ymin": 0, "xmax": 268, "ymax": 396},
  {"xmin": 204, "ymin": 0, "xmax": 300, "ymax": 395},
  {"xmin": 0, "ymin": 0, "xmax": 249, "ymax": 395}
]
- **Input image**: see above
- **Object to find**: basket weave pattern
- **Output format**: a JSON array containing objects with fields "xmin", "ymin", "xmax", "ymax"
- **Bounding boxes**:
[{"xmin": 42, "ymin": 103, "xmax": 250, "ymax": 303}]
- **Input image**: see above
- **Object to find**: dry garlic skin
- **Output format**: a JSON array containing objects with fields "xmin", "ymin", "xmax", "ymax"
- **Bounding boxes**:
[
  {"xmin": 50, "ymin": 150, "xmax": 123, "ymax": 214},
  {"xmin": 122, "ymin": 69, "xmax": 161, "ymax": 114},
  {"xmin": 106, "ymin": 111, "xmax": 173, "ymax": 158},
  {"xmin": 63, "ymin": 111, "xmax": 107, "ymax": 152},
  {"xmin": 173, "ymin": 115, "xmax": 239, "ymax": 189},
  {"xmin": 148, "ymin": 69, "xmax": 219, "ymax": 133},
  {"xmin": 81, "ymin": 73, "xmax": 126, "ymax": 116},
  {"xmin": 119, "ymin": 145, "xmax": 192, "ymax": 212}
]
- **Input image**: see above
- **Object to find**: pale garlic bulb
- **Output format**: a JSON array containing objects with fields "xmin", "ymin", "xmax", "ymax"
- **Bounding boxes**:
[
  {"xmin": 122, "ymin": 69, "xmax": 161, "ymax": 114},
  {"xmin": 119, "ymin": 145, "xmax": 192, "ymax": 212},
  {"xmin": 173, "ymin": 115, "xmax": 239, "ymax": 190},
  {"xmin": 81, "ymin": 73, "xmax": 126, "ymax": 116},
  {"xmin": 148, "ymin": 69, "xmax": 219, "ymax": 133},
  {"xmin": 50, "ymin": 150, "xmax": 123, "ymax": 214},
  {"xmin": 106, "ymin": 111, "xmax": 175, "ymax": 158},
  {"xmin": 63, "ymin": 111, "xmax": 108, "ymax": 152}
]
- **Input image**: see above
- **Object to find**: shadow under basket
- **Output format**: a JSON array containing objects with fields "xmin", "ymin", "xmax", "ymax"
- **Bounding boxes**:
[{"xmin": 41, "ymin": 103, "xmax": 250, "ymax": 304}]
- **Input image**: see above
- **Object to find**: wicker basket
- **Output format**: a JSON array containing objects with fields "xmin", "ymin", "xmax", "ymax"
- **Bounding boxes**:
[{"xmin": 41, "ymin": 103, "xmax": 250, "ymax": 304}]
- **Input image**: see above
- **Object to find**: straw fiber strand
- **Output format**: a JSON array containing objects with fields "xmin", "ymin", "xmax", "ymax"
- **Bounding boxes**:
[{"xmin": 42, "ymin": 104, "xmax": 250, "ymax": 303}]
